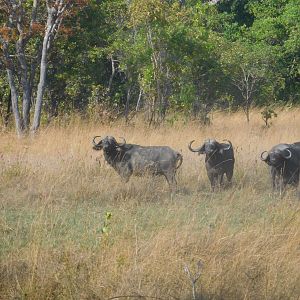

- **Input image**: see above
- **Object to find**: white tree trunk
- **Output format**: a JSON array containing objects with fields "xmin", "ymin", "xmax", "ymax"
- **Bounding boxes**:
[
  {"xmin": 31, "ymin": 8, "xmax": 55, "ymax": 132},
  {"xmin": 1, "ymin": 36, "xmax": 24, "ymax": 135},
  {"xmin": 16, "ymin": 35, "xmax": 32, "ymax": 129},
  {"xmin": 6, "ymin": 69, "xmax": 23, "ymax": 136}
]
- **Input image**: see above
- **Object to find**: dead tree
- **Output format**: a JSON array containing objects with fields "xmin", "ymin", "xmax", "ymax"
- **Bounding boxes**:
[{"xmin": 233, "ymin": 66, "xmax": 259, "ymax": 123}]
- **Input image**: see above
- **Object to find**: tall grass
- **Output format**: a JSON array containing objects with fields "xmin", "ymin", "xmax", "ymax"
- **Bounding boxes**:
[{"xmin": 1, "ymin": 109, "xmax": 300, "ymax": 299}]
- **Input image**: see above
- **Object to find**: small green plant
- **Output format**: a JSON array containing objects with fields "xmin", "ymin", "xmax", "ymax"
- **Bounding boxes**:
[
  {"xmin": 261, "ymin": 108, "xmax": 277, "ymax": 127},
  {"xmin": 166, "ymin": 112, "xmax": 179, "ymax": 126},
  {"xmin": 101, "ymin": 212, "xmax": 112, "ymax": 236}
]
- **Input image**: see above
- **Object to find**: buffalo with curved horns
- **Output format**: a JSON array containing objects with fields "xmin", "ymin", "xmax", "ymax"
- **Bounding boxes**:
[
  {"xmin": 188, "ymin": 138, "xmax": 234, "ymax": 190},
  {"xmin": 261, "ymin": 142, "xmax": 300, "ymax": 193},
  {"xmin": 92, "ymin": 136, "xmax": 183, "ymax": 195}
]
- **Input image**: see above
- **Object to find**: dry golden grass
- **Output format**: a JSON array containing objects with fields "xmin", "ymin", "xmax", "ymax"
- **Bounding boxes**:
[{"xmin": 1, "ymin": 109, "xmax": 300, "ymax": 300}]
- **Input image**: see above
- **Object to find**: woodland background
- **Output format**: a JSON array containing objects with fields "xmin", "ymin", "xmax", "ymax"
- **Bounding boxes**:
[{"xmin": 0, "ymin": 0, "xmax": 299, "ymax": 134}]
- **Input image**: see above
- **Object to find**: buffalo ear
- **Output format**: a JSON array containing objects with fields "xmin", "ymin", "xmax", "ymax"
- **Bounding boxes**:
[
  {"xmin": 261, "ymin": 151, "xmax": 271, "ymax": 165},
  {"xmin": 198, "ymin": 144, "xmax": 206, "ymax": 155},
  {"xmin": 217, "ymin": 142, "xmax": 225, "ymax": 155},
  {"xmin": 264, "ymin": 157, "xmax": 271, "ymax": 165},
  {"xmin": 281, "ymin": 148, "xmax": 292, "ymax": 160}
]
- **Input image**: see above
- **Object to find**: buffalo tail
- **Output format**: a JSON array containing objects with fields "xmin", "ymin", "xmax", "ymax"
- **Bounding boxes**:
[{"xmin": 176, "ymin": 153, "xmax": 183, "ymax": 169}]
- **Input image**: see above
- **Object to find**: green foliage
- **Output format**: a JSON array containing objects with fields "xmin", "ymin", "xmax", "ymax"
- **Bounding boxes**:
[
  {"xmin": 1, "ymin": 0, "xmax": 299, "ymax": 128},
  {"xmin": 261, "ymin": 108, "xmax": 278, "ymax": 127},
  {"xmin": 101, "ymin": 212, "xmax": 112, "ymax": 236}
]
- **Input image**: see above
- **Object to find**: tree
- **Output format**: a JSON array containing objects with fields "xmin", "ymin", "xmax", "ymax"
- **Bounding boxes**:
[
  {"xmin": 2, "ymin": 0, "xmax": 299, "ymax": 132},
  {"xmin": 232, "ymin": 65, "xmax": 260, "ymax": 122},
  {"xmin": 0, "ymin": 68, "xmax": 11, "ymax": 127},
  {"xmin": 0, "ymin": 0, "xmax": 86, "ymax": 135},
  {"xmin": 108, "ymin": 1, "xmax": 224, "ymax": 125},
  {"xmin": 247, "ymin": 0, "xmax": 300, "ymax": 103},
  {"xmin": 220, "ymin": 37, "xmax": 280, "ymax": 122}
]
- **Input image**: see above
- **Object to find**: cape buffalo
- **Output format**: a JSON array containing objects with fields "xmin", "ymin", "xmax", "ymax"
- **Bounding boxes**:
[
  {"xmin": 92, "ymin": 136, "xmax": 183, "ymax": 195},
  {"xmin": 188, "ymin": 138, "xmax": 234, "ymax": 190},
  {"xmin": 261, "ymin": 142, "xmax": 300, "ymax": 193}
]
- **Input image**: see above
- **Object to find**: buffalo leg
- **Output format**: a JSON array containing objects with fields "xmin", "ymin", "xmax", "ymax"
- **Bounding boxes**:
[
  {"xmin": 164, "ymin": 172, "xmax": 177, "ymax": 196},
  {"xmin": 289, "ymin": 170, "xmax": 299, "ymax": 187},
  {"xmin": 271, "ymin": 167, "xmax": 279, "ymax": 192},
  {"xmin": 218, "ymin": 174, "xmax": 224, "ymax": 188},
  {"xmin": 297, "ymin": 174, "xmax": 300, "ymax": 199},
  {"xmin": 278, "ymin": 171, "xmax": 285, "ymax": 195},
  {"xmin": 208, "ymin": 173, "xmax": 217, "ymax": 191},
  {"xmin": 119, "ymin": 164, "xmax": 132, "ymax": 183},
  {"xmin": 226, "ymin": 168, "xmax": 233, "ymax": 183},
  {"xmin": 273, "ymin": 173, "xmax": 285, "ymax": 194},
  {"xmin": 295, "ymin": 171, "xmax": 300, "ymax": 189}
]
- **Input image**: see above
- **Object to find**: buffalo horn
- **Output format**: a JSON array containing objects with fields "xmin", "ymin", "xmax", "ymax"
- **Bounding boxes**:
[
  {"xmin": 260, "ymin": 151, "xmax": 269, "ymax": 161},
  {"xmin": 223, "ymin": 140, "xmax": 232, "ymax": 151},
  {"xmin": 282, "ymin": 149, "xmax": 292, "ymax": 159},
  {"xmin": 117, "ymin": 137, "xmax": 126, "ymax": 147},
  {"xmin": 188, "ymin": 140, "xmax": 202, "ymax": 152},
  {"xmin": 93, "ymin": 136, "xmax": 102, "ymax": 146}
]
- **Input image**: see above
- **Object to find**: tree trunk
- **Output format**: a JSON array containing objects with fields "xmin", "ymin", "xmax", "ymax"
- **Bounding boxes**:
[
  {"xmin": 31, "ymin": 45, "xmax": 47, "ymax": 132},
  {"xmin": 6, "ymin": 69, "xmax": 23, "ymax": 136},
  {"xmin": 31, "ymin": 8, "xmax": 55, "ymax": 132},
  {"xmin": 108, "ymin": 56, "xmax": 116, "ymax": 95},
  {"xmin": 124, "ymin": 87, "xmax": 131, "ymax": 123},
  {"xmin": 1, "ymin": 36, "xmax": 24, "ymax": 135},
  {"xmin": 136, "ymin": 88, "xmax": 143, "ymax": 111},
  {"xmin": 4, "ymin": 90, "xmax": 12, "ymax": 127},
  {"xmin": 16, "ymin": 39, "xmax": 31, "ymax": 130},
  {"xmin": 245, "ymin": 103, "xmax": 250, "ymax": 123}
]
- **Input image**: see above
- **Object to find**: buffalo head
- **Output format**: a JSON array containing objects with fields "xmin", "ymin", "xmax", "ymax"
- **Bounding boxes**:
[
  {"xmin": 261, "ymin": 146, "xmax": 292, "ymax": 167},
  {"xmin": 188, "ymin": 138, "xmax": 232, "ymax": 156},
  {"xmin": 92, "ymin": 136, "xmax": 126, "ymax": 151}
]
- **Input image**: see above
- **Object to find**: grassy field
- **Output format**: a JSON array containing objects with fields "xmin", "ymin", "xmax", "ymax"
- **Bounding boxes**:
[{"xmin": 1, "ymin": 109, "xmax": 300, "ymax": 300}]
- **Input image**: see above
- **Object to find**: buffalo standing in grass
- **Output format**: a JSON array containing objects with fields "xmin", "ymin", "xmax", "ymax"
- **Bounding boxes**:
[
  {"xmin": 92, "ymin": 136, "xmax": 183, "ymax": 195},
  {"xmin": 261, "ymin": 142, "xmax": 300, "ymax": 193},
  {"xmin": 188, "ymin": 138, "xmax": 235, "ymax": 190}
]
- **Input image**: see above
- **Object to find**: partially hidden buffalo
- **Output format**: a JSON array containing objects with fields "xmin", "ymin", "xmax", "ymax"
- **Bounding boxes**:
[
  {"xmin": 92, "ymin": 136, "xmax": 183, "ymax": 194},
  {"xmin": 188, "ymin": 138, "xmax": 235, "ymax": 190},
  {"xmin": 261, "ymin": 142, "xmax": 300, "ymax": 192}
]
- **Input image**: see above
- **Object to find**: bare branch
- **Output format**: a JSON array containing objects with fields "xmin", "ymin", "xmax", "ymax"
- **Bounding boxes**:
[
  {"xmin": 23, "ymin": 0, "xmax": 40, "ymax": 42},
  {"xmin": 184, "ymin": 261, "xmax": 203, "ymax": 300}
]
